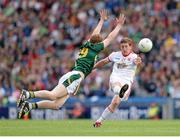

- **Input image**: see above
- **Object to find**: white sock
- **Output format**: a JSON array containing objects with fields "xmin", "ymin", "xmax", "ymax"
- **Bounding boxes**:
[
  {"xmin": 113, "ymin": 86, "xmax": 121, "ymax": 95},
  {"xmin": 97, "ymin": 107, "xmax": 113, "ymax": 122},
  {"xmin": 25, "ymin": 92, "xmax": 30, "ymax": 99},
  {"xmin": 28, "ymin": 103, "xmax": 33, "ymax": 110}
]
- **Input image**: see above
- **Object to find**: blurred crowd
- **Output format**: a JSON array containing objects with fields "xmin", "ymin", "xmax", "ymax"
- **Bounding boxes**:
[{"xmin": 0, "ymin": 0, "xmax": 180, "ymax": 106}]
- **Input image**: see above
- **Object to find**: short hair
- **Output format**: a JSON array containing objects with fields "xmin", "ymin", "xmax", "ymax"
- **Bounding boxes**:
[
  {"xmin": 120, "ymin": 37, "xmax": 134, "ymax": 47},
  {"xmin": 90, "ymin": 34, "xmax": 103, "ymax": 44}
]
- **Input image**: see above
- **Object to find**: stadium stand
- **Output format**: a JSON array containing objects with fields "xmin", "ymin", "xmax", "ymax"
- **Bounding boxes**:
[{"xmin": 0, "ymin": 0, "xmax": 179, "ymax": 108}]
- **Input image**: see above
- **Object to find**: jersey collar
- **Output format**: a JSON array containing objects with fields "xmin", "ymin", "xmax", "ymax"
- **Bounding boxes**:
[{"xmin": 121, "ymin": 51, "xmax": 132, "ymax": 57}]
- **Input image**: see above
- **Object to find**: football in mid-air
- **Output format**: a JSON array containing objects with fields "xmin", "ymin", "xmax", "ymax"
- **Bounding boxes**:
[{"xmin": 138, "ymin": 38, "xmax": 153, "ymax": 52}]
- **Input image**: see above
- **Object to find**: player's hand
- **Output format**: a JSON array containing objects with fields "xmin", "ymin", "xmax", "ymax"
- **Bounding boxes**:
[
  {"xmin": 115, "ymin": 13, "xmax": 126, "ymax": 26},
  {"xmin": 134, "ymin": 57, "xmax": 142, "ymax": 65},
  {"xmin": 99, "ymin": 9, "xmax": 108, "ymax": 20}
]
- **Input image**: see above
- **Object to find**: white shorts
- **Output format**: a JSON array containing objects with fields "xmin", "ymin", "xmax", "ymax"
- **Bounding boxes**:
[
  {"xmin": 109, "ymin": 75, "xmax": 132, "ymax": 101},
  {"xmin": 59, "ymin": 71, "xmax": 83, "ymax": 95}
]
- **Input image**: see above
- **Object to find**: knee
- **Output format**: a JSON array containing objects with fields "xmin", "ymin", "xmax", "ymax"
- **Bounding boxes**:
[
  {"xmin": 112, "ymin": 86, "xmax": 121, "ymax": 95},
  {"xmin": 51, "ymin": 101, "xmax": 60, "ymax": 110},
  {"xmin": 49, "ymin": 93, "xmax": 58, "ymax": 101}
]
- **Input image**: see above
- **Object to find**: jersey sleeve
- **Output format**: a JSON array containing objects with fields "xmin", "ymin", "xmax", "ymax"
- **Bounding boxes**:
[{"xmin": 108, "ymin": 52, "xmax": 116, "ymax": 62}]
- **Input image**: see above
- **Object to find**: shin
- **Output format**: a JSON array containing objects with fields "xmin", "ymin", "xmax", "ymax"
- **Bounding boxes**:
[{"xmin": 97, "ymin": 95, "xmax": 121, "ymax": 122}]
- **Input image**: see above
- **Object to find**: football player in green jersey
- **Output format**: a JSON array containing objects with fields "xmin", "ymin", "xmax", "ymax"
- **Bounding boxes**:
[{"xmin": 17, "ymin": 9, "xmax": 126, "ymax": 119}]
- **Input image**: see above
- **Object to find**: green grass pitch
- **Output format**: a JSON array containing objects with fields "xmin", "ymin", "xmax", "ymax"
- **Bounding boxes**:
[{"xmin": 0, "ymin": 119, "xmax": 180, "ymax": 136}]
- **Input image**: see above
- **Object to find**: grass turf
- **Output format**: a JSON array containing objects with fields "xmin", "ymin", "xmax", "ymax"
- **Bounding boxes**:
[{"xmin": 0, "ymin": 119, "xmax": 180, "ymax": 136}]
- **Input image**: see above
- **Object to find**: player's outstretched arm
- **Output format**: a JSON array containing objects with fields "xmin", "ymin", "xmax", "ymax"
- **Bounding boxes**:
[
  {"xmin": 90, "ymin": 9, "xmax": 108, "ymax": 36},
  {"xmin": 94, "ymin": 57, "xmax": 110, "ymax": 69},
  {"xmin": 103, "ymin": 14, "xmax": 125, "ymax": 48}
]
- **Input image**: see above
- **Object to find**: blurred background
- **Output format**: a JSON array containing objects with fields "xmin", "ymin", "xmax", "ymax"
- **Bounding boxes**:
[{"xmin": 0, "ymin": 0, "xmax": 179, "ymax": 120}]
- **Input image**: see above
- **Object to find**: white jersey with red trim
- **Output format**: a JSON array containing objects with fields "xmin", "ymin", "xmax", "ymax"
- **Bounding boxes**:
[{"xmin": 108, "ymin": 51, "xmax": 138, "ymax": 82}]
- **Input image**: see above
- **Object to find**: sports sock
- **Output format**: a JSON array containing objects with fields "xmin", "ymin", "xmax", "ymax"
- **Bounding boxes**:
[
  {"xmin": 28, "ymin": 91, "xmax": 35, "ymax": 99},
  {"xmin": 29, "ymin": 103, "xmax": 38, "ymax": 110},
  {"xmin": 97, "ymin": 107, "xmax": 113, "ymax": 122},
  {"xmin": 25, "ymin": 91, "xmax": 35, "ymax": 99}
]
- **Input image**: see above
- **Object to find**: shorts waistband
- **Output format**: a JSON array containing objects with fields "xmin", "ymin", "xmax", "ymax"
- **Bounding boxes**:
[{"xmin": 72, "ymin": 70, "xmax": 85, "ymax": 79}]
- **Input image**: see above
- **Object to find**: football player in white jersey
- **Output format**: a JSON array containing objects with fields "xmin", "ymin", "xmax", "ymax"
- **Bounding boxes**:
[{"xmin": 93, "ymin": 37, "xmax": 142, "ymax": 127}]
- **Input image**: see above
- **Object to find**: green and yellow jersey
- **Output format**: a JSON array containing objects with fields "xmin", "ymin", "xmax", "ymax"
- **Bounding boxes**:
[{"xmin": 73, "ymin": 41, "xmax": 104, "ymax": 77}]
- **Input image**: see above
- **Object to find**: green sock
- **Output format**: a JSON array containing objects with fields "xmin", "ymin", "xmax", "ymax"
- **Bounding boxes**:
[
  {"xmin": 32, "ymin": 103, "xmax": 38, "ymax": 109},
  {"xmin": 29, "ymin": 92, "xmax": 35, "ymax": 98}
]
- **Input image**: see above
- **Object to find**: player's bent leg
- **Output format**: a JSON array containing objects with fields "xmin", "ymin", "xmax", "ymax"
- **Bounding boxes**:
[
  {"xmin": 36, "ymin": 94, "xmax": 69, "ymax": 109},
  {"xmin": 17, "ymin": 89, "xmax": 52, "ymax": 108},
  {"xmin": 94, "ymin": 95, "xmax": 121, "ymax": 128},
  {"xmin": 18, "ymin": 71, "xmax": 79, "ymax": 103},
  {"xmin": 17, "ymin": 84, "xmax": 68, "ymax": 108},
  {"xmin": 18, "ymin": 95, "xmax": 69, "ymax": 119},
  {"xmin": 111, "ymin": 82, "xmax": 129, "ymax": 98},
  {"xmin": 109, "ymin": 95, "xmax": 121, "ymax": 111},
  {"xmin": 19, "ymin": 83, "xmax": 68, "ymax": 102},
  {"xmin": 34, "ymin": 84, "xmax": 68, "ymax": 100}
]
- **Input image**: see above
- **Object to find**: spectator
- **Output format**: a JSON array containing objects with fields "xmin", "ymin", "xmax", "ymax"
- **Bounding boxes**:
[
  {"xmin": 68, "ymin": 102, "xmax": 85, "ymax": 119},
  {"xmin": 148, "ymin": 103, "xmax": 160, "ymax": 119},
  {"xmin": 0, "ymin": 0, "xmax": 179, "ymax": 106}
]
